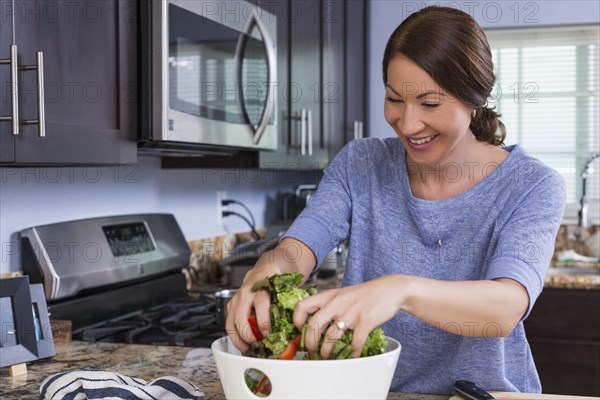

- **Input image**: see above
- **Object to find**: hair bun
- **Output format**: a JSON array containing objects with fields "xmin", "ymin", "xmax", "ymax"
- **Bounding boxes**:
[{"xmin": 471, "ymin": 107, "xmax": 506, "ymax": 146}]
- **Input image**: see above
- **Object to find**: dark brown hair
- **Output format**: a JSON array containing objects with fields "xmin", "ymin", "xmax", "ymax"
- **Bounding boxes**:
[{"xmin": 382, "ymin": 6, "xmax": 505, "ymax": 146}]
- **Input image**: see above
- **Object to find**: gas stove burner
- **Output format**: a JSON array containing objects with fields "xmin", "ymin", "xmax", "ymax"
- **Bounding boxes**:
[
  {"xmin": 75, "ymin": 297, "xmax": 226, "ymax": 348},
  {"xmin": 82, "ymin": 321, "xmax": 143, "ymax": 342}
]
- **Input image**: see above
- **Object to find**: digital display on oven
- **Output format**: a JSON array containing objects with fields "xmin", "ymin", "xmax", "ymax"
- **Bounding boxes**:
[{"xmin": 102, "ymin": 222, "xmax": 155, "ymax": 257}]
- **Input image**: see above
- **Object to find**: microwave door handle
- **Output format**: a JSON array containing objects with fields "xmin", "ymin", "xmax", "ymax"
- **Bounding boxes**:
[
  {"xmin": 234, "ymin": 21, "xmax": 253, "ymax": 141},
  {"xmin": 250, "ymin": 10, "xmax": 276, "ymax": 145}
]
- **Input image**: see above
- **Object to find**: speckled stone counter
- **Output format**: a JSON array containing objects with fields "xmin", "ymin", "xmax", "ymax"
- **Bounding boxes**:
[
  {"xmin": 0, "ymin": 341, "xmax": 447, "ymax": 400},
  {"xmin": 545, "ymin": 262, "xmax": 600, "ymax": 290},
  {"xmin": 322, "ymin": 269, "xmax": 600, "ymax": 291},
  {"xmin": 544, "ymin": 270, "xmax": 600, "ymax": 289}
]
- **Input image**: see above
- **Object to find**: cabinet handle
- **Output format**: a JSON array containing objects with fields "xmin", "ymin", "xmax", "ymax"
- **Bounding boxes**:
[
  {"xmin": 301, "ymin": 108, "xmax": 306, "ymax": 156},
  {"xmin": 36, "ymin": 52, "xmax": 45, "ymax": 138},
  {"xmin": 354, "ymin": 120, "xmax": 364, "ymax": 140},
  {"xmin": 0, "ymin": 44, "xmax": 19, "ymax": 135},
  {"xmin": 21, "ymin": 51, "xmax": 45, "ymax": 137},
  {"xmin": 307, "ymin": 109, "xmax": 313, "ymax": 156}
]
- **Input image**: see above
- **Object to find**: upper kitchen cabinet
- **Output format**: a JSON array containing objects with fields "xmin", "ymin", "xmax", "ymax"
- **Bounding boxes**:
[
  {"xmin": 259, "ymin": 0, "xmax": 366, "ymax": 170},
  {"xmin": 0, "ymin": 0, "xmax": 137, "ymax": 165}
]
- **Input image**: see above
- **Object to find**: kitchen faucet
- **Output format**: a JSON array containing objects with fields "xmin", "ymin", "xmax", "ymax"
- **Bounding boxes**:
[{"xmin": 578, "ymin": 152, "xmax": 600, "ymax": 228}]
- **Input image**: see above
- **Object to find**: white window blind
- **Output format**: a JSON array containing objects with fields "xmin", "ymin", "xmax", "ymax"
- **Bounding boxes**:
[{"xmin": 486, "ymin": 26, "xmax": 600, "ymax": 225}]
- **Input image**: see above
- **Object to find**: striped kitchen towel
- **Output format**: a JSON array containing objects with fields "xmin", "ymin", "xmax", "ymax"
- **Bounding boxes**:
[{"xmin": 39, "ymin": 370, "xmax": 204, "ymax": 400}]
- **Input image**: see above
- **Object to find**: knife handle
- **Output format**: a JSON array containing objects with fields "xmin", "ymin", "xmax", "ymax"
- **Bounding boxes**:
[{"xmin": 454, "ymin": 380, "xmax": 496, "ymax": 400}]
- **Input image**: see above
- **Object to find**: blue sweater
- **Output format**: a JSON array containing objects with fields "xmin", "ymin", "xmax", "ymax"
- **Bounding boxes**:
[{"xmin": 284, "ymin": 137, "xmax": 566, "ymax": 395}]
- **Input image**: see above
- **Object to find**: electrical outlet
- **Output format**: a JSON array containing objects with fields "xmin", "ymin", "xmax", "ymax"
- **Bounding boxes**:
[{"xmin": 217, "ymin": 191, "xmax": 227, "ymax": 226}]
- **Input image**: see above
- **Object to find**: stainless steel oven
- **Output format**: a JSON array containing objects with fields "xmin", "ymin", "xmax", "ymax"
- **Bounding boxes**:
[
  {"xmin": 20, "ymin": 214, "xmax": 226, "ymax": 348},
  {"xmin": 140, "ymin": 0, "xmax": 278, "ymax": 154}
]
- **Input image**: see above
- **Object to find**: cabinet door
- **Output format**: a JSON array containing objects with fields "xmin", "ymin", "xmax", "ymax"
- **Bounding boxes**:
[
  {"xmin": 260, "ymin": 0, "xmax": 365, "ymax": 171},
  {"xmin": 0, "ymin": 0, "xmax": 15, "ymax": 162},
  {"xmin": 6, "ymin": 0, "xmax": 137, "ymax": 165},
  {"xmin": 260, "ymin": 0, "xmax": 329, "ymax": 170},
  {"xmin": 323, "ymin": 0, "xmax": 345, "ymax": 161},
  {"xmin": 345, "ymin": 0, "xmax": 366, "ymax": 142},
  {"xmin": 259, "ymin": 0, "xmax": 293, "ymax": 170},
  {"xmin": 525, "ymin": 288, "xmax": 600, "ymax": 396},
  {"xmin": 289, "ymin": 0, "xmax": 326, "ymax": 169}
]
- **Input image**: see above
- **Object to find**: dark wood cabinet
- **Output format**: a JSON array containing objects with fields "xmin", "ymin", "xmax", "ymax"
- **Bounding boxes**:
[
  {"xmin": 343, "ymin": 0, "xmax": 367, "ymax": 150},
  {"xmin": 0, "ymin": 0, "xmax": 137, "ymax": 165},
  {"xmin": 524, "ymin": 288, "xmax": 600, "ymax": 396},
  {"xmin": 259, "ymin": 0, "xmax": 366, "ymax": 170}
]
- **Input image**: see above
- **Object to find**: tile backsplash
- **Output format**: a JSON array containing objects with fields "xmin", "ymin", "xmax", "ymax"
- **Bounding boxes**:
[{"xmin": 185, "ymin": 229, "xmax": 266, "ymax": 287}]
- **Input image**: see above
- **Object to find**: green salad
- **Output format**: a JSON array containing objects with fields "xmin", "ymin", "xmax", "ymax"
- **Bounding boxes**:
[{"xmin": 243, "ymin": 272, "xmax": 387, "ymax": 360}]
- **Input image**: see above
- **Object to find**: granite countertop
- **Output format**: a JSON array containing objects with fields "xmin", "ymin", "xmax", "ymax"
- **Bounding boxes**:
[
  {"xmin": 193, "ymin": 268, "xmax": 600, "ymax": 293},
  {"xmin": 318, "ymin": 270, "xmax": 600, "ymax": 291},
  {"xmin": 0, "ymin": 341, "xmax": 448, "ymax": 400},
  {"xmin": 545, "ymin": 264, "xmax": 600, "ymax": 290}
]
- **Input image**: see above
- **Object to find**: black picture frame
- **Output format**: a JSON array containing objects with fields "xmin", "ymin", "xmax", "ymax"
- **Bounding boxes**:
[
  {"xmin": 0, "ymin": 276, "xmax": 38, "ymax": 368},
  {"xmin": 29, "ymin": 284, "xmax": 55, "ymax": 360}
]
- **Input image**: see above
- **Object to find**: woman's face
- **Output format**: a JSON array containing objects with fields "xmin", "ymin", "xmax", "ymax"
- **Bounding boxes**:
[{"xmin": 384, "ymin": 55, "xmax": 475, "ymax": 166}]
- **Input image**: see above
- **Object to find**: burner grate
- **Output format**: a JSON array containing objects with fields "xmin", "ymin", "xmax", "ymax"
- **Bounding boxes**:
[{"xmin": 76, "ymin": 297, "xmax": 227, "ymax": 348}]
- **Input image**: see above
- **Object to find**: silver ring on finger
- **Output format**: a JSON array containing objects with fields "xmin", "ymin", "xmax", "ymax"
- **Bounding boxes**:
[{"xmin": 335, "ymin": 320, "xmax": 348, "ymax": 331}]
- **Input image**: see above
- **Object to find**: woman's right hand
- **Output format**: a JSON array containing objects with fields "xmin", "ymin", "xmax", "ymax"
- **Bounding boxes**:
[
  {"xmin": 225, "ymin": 238, "xmax": 316, "ymax": 352},
  {"xmin": 225, "ymin": 261, "xmax": 281, "ymax": 352}
]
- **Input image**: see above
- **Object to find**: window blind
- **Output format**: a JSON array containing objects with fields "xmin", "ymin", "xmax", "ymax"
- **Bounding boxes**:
[{"xmin": 486, "ymin": 26, "xmax": 600, "ymax": 225}]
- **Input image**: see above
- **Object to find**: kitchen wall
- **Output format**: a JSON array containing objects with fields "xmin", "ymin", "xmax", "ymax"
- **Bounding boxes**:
[
  {"xmin": 0, "ymin": 157, "xmax": 321, "ymax": 273},
  {"xmin": 367, "ymin": 0, "xmax": 600, "ymax": 139}
]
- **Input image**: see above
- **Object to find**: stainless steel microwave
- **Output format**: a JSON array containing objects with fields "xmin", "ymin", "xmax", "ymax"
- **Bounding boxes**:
[{"xmin": 140, "ymin": 0, "xmax": 277, "ymax": 154}]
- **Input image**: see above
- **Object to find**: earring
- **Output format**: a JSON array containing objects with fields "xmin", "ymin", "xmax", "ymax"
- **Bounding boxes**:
[{"xmin": 472, "ymin": 109, "xmax": 477, "ymax": 118}]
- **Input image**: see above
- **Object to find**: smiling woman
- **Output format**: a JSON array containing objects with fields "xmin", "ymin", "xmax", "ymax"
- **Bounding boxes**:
[{"xmin": 225, "ymin": 5, "xmax": 567, "ymax": 396}]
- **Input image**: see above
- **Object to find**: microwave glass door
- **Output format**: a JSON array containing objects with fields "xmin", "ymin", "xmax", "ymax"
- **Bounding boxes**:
[{"xmin": 168, "ymin": 4, "xmax": 271, "ymax": 134}]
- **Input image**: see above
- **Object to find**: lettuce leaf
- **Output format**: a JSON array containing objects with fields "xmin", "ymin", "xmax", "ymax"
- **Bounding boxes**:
[{"xmin": 248, "ymin": 272, "xmax": 387, "ymax": 360}]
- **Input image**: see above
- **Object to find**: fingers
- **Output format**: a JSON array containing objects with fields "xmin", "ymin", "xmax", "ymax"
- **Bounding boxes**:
[
  {"xmin": 294, "ymin": 290, "xmax": 357, "ymax": 359},
  {"xmin": 253, "ymin": 290, "xmax": 272, "ymax": 338},
  {"xmin": 319, "ymin": 318, "xmax": 352, "ymax": 359},
  {"xmin": 225, "ymin": 294, "xmax": 249, "ymax": 352},
  {"xmin": 350, "ymin": 325, "xmax": 369, "ymax": 358},
  {"xmin": 225, "ymin": 288, "xmax": 272, "ymax": 353},
  {"xmin": 293, "ymin": 291, "xmax": 335, "ymax": 354},
  {"xmin": 292, "ymin": 291, "xmax": 326, "ymax": 328},
  {"xmin": 293, "ymin": 287, "xmax": 382, "ymax": 359}
]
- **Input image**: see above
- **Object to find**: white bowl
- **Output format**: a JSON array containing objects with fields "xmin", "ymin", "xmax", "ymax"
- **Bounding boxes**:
[{"xmin": 211, "ymin": 336, "xmax": 401, "ymax": 400}]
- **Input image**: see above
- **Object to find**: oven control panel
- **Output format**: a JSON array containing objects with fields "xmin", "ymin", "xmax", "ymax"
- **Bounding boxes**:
[{"xmin": 103, "ymin": 222, "xmax": 155, "ymax": 257}]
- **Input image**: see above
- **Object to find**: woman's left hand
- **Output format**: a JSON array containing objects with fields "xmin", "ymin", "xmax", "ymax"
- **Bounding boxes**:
[{"xmin": 293, "ymin": 275, "xmax": 407, "ymax": 358}]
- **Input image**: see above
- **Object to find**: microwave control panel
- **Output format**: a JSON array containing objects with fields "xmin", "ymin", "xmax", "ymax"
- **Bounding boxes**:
[{"xmin": 102, "ymin": 222, "xmax": 156, "ymax": 257}]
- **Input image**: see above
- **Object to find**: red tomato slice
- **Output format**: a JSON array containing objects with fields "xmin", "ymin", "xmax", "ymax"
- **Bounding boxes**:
[
  {"xmin": 291, "ymin": 335, "xmax": 301, "ymax": 347},
  {"xmin": 247, "ymin": 315, "xmax": 263, "ymax": 341},
  {"xmin": 279, "ymin": 341, "xmax": 297, "ymax": 360},
  {"xmin": 254, "ymin": 375, "xmax": 272, "ymax": 396}
]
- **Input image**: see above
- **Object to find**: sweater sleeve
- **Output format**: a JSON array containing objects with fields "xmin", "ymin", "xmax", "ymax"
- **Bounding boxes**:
[
  {"xmin": 484, "ymin": 169, "xmax": 567, "ymax": 319},
  {"xmin": 282, "ymin": 143, "xmax": 354, "ymax": 271}
]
